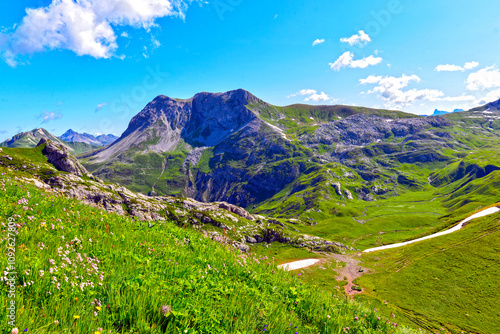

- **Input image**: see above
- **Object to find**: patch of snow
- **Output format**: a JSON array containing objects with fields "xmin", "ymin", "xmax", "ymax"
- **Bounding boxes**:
[{"xmin": 278, "ymin": 259, "xmax": 320, "ymax": 271}]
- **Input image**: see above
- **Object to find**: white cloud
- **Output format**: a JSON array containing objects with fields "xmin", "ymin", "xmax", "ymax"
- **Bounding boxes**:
[
  {"xmin": 95, "ymin": 102, "xmax": 107, "ymax": 112},
  {"xmin": 329, "ymin": 51, "xmax": 382, "ymax": 71},
  {"xmin": 288, "ymin": 89, "xmax": 331, "ymax": 102},
  {"xmin": 312, "ymin": 39, "xmax": 325, "ymax": 46},
  {"xmin": 435, "ymin": 64, "xmax": 464, "ymax": 72},
  {"xmin": 361, "ymin": 74, "xmax": 480, "ymax": 107},
  {"xmin": 121, "ymin": 31, "xmax": 129, "ymax": 38},
  {"xmin": 0, "ymin": 0, "xmax": 188, "ymax": 66},
  {"xmin": 360, "ymin": 74, "xmax": 446, "ymax": 106},
  {"xmin": 466, "ymin": 66, "xmax": 500, "ymax": 91},
  {"xmin": 464, "ymin": 61, "xmax": 479, "ymax": 70},
  {"xmin": 435, "ymin": 61, "xmax": 480, "ymax": 72},
  {"xmin": 340, "ymin": 30, "xmax": 371, "ymax": 46},
  {"xmin": 305, "ymin": 92, "xmax": 330, "ymax": 102},
  {"xmin": 39, "ymin": 111, "xmax": 63, "ymax": 123}
]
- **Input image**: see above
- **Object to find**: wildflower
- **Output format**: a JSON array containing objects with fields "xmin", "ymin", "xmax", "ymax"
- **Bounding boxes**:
[
  {"xmin": 354, "ymin": 316, "xmax": 358, "ymax": 320},
  {"xmin": 11, "ymin": 328, "xmax": 19, "ymax": 334},
  {"xmin": 18, "ymin": 198, "xmax": 28, "ymax": 205},
  {"xmin": 39, "ymin": 270, "xmax": 44, "ymax": 277},
  {"xmin": 73, "ymin": 315, "xmax": 80, "ymax": 320},
  {"xmin": 54, "ymin": 320, "xmax": 59, "ymax": 325},
  {"xmin": 161, "ymin": 305, "xmax": 172, "ymax": 316},
  {"xmin": 327, "ymin": 314, "xmax": 331, "ymax": 319}
]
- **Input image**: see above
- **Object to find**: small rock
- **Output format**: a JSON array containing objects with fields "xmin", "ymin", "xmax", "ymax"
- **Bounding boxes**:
[
  {"xmin": 344, "ymin": 189, "xmax": 353, "ymax": 200},
  {"xmin": 246, "ymin": 236, "xmax": 257, "ymax": 244}
]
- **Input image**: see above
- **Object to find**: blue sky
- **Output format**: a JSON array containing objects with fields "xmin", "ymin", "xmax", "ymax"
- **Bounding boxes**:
[{"xmin": 1, "ymin": 0, "xmax": 500, "ymax": 141}]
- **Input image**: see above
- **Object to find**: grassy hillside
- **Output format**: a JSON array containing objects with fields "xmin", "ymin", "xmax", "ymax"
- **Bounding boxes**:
[
  {"xmin": 358, "ymin": 208, "xmax": 500, "ymax": 333},
  {"xmin": 0, "ymin": 167, "xmax": 414, "ymax": 333}
]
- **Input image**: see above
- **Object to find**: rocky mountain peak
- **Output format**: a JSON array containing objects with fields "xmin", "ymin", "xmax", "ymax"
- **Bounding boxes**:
[{"xmin": 98, "ymin": 89, "xmax": 262, "ymax": 161}]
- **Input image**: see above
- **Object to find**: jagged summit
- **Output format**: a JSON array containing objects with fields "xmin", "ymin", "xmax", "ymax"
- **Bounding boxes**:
[{"xmin": 94, "ymin": 89, "xmax": 263, "ymax": 162}]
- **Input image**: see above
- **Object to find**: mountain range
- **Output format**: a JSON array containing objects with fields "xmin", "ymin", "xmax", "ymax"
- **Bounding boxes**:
[
  {"xmin": 0, "ymin": 128, "xmax": 118, "ymax": 155},
  {"xmin": 59, "ymin": 129, "xmax": 118, "ymax": 146},
  {"xmin": 5, "ymin": 91, "xmax": 500, "ymax": 224},
  {"xmin": 80, "ymin": 90, "xmax": 500, "ymax": 219},
  {"xmin": 0, "ymin": 128, "xmax": 100, "ymax": 154}
]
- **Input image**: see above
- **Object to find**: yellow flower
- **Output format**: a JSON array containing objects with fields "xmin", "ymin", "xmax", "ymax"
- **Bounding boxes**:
[
  {"xmin": 95, "ymin": 306, "xmax": 102, "ymax": 311},
  {"xmin": 95, "ymin": 332, "xmax": 101, "ymax": 334},
  {"xmin": 73, "ymin": 315, "xmax": 80, "ymax": 320}
]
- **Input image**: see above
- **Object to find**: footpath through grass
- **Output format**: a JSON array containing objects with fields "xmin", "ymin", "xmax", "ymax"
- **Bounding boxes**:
[{"xmin": 0, "ymin": 170, "xmax": 415, "ymax": 334}]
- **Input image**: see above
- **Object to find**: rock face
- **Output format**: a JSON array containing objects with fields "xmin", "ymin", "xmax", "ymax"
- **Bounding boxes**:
[{"xmin": 38, "ymin": 138, "xmax": 89, "ymax": 176}]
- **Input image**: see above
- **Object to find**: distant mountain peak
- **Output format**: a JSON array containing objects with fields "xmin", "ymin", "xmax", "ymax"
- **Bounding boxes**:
[{"xmin": 59, "ymin": 130, "xmax": 118, "ymax": 146}]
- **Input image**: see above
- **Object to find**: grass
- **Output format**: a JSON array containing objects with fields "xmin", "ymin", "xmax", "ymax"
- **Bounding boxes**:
[
  {"xmin": 358, "ymin": 210, "xmax": 500, "ymax": 333},
  {"xmin": 0, "ymin": 168, "xmax": 415, "ymax": 334}
]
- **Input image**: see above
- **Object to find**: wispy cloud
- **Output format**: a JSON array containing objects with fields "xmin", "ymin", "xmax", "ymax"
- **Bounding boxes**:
[
  {"xmin": 435, "ymin": 64, "xmax": 464, "ymax": 72},
  {"xmin": 330, "ymin": 52, "xmax": 382, "ymax": 71},
  {"xmin": 39, "ymin": 111, "xmax": 63, "ymax": 123},
  {"xmin": 0, "ymin": 0, "xmax": 190, "ymax": 66},
  {"xmin": 95, "ymin": 102, "xmax": 108, "ymax": 113},
  {"xmin": 435, "ymin": 61, "xmax": 479, "ymax": 72},
  {"xmin": 312, "ymin": 39, "xmax": 325, "ymax": 46},
  {"xmin": 340, "ymin": 30, "xmax": 371, "ymax": 46},
  {"xmin": 464, "ymin": 61, "xmax": 479, "ymax": 70}
]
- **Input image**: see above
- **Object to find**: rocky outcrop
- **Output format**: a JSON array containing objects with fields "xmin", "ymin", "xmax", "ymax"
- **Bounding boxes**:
[
  {"xmin": 302, "ymin": 114, "xmax": 450, "ymax": 147},
  {"xmin": 38, "ymin": 138, "xmax": 89, "ymax": 176}
]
